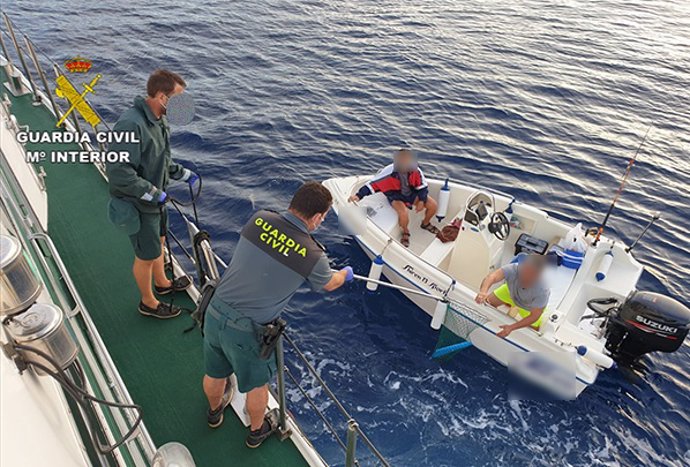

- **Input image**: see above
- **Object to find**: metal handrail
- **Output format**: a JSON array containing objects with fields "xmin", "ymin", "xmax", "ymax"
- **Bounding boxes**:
[
  {"xmin": 281, "ymin": 333, "xmax": 391, "ymax": 467},
  {"xmin": 0, "ymin": 165, "xmax": 156, "ymax": 463}
]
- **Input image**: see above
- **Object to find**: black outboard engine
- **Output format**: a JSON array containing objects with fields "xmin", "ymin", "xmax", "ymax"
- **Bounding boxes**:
[{"xmin": 605, "ymin": 291, "xmax": 690, "ymax": 366}]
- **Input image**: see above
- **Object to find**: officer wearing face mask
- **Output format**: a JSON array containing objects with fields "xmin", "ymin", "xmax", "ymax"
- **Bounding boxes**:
[
  {"xmin": 106, "ymin": 69, "xmax": 198, "ymax": 319},
  {"xmin": 201, "ymin": 181, "xmax": 352, "ymax": 448}
]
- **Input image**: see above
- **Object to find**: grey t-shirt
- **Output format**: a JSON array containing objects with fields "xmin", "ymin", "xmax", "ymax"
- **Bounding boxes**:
[
  {"xmin": 500, "ymin": 263, "xmax": 550, "ymax": 310},
  {"xmin": 214, "ymin": 211, "xmax": 333, "ymax": 324}
]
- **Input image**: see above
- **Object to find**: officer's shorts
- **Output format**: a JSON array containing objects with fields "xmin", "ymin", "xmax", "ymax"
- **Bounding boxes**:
[
  {"xmin": 203, "ymin": 300, "xmax": 276, "ymax": 393},
  {"xmin": 128, "ymin": 207, "xmax": 168, "ymax": 261}
]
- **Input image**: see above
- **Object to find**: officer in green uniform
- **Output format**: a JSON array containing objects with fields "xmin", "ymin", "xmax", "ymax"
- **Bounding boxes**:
[
  {"xmin": 202, "ymin": 182, "xmax": 352, "ymax": 448},
  {"xmin": 106, "ymin": 69, "xmax": 197, "ymax": 319}
]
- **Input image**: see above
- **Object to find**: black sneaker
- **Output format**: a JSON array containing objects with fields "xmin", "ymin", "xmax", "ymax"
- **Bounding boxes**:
[
  {"xmin": 154, "ymin": 275, "xmax": 192, "ymax": 295},
  {"xmin": 207, "ymin": 378, "xmax": 235, "ymax": 428},
  {"xmin": 138, "ymin": 301, "xmax": 183, "ymax": 319},
  {"xmin": 245, "ymin": 420, "xmax": 275, "ymax": 449}
]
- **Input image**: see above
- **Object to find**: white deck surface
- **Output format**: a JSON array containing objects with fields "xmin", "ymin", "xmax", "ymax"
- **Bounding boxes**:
[{"xmin": 1, "ymin": 353, "xmax": 88, "ymax": 467}]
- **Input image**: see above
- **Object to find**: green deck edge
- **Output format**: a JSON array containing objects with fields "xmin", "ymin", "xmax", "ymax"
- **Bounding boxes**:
[{"xmin": 1, "ymin": 74, "xmax": 308, "ymax": 467}]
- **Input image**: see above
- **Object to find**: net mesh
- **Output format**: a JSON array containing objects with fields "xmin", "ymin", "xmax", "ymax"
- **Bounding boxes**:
[
  {"xmin": 444, "ymin": 300, "xmax": 491, "ymax": 340},
  {"xmin": 433, "ymin": 300, "xmax": 492, "ymax": 361}
]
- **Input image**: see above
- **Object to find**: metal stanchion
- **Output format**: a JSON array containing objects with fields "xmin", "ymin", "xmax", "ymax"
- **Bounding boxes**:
[
  {"xmin": 2, "ymin": 13, "xmax": 40, "ymax": 104},
  {"xmin": 345, "ymin": 419, "xmax": 358, "ymax": 467},
  {"xmin": 275, "ymin": 336, "xmax": 290, "ymax": 440},
  {"xmin": 23, "ymin": 35, "xmax": 62, "ymax": 120}
]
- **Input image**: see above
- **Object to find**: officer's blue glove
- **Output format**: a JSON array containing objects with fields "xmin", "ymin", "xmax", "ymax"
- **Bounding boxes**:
[
  {"xmin": 342, "ymin": 266, "xmax": 354, "ymax": 282},
  {"xmin": 157, "ymin": 191, "xmax": 168, "ymax": 205},
  {"xmin": 182, "ymin": 168, "xmax": 199, "ymax": 187}
]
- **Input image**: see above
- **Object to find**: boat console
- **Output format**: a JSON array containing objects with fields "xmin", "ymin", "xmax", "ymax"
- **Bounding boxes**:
[{"xmin": 447, "ymin": 190, "xmax": 510, "ymax": 290}]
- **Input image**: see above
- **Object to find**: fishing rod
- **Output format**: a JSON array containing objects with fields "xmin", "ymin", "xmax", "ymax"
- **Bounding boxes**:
[
  {"xmin": 593, "ymin": 126, "xmax": 652, "ymax": 247},
  {"xmin": 626, "ymin": 211, "xmax": 661, "ymax": 253}
]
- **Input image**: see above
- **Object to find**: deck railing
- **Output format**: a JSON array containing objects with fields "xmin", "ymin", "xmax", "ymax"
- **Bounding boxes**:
[{"xmin": 0, "ymin": 13, "xmax": 391, "ymax": 465}]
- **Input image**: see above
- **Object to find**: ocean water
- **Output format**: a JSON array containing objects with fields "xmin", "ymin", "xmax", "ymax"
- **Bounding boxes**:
[{"xmin": 5, "ymin": 0, "xmax": 690, "ymax": 465}]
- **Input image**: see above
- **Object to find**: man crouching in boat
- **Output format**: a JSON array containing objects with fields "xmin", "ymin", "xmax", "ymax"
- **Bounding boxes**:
[
  {"xmin": 474, "ymin": 255, "xmax": 550, "ymax": 338},
  {"xmin": 348, "ymin": 149, "xmax": 439, "ymax": 247},
  {"xmin": 202, "ymin": 182, "xmax": 352, "ymax": 448}
]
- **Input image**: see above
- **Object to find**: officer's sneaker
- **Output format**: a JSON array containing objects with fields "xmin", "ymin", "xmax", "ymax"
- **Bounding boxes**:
[
  {"xmin": 207, "ymin": 378, "xmax": 235, "ymax": 428},
  {"xmin": 154, "ymin": 275, "xmax": 192, "ymax": 295},
  {"xmin": 138, "ymin": 301, "xmax": 183, "ymax": 319},
  {"xmin": 245, "ymin": 419, "xmax": 276, "ymax": 448}
]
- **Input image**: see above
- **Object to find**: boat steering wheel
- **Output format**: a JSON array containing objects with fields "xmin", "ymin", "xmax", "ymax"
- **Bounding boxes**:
[{"xmin": 488, "ymin": 212, "xmax": 510, "ymax": 241}]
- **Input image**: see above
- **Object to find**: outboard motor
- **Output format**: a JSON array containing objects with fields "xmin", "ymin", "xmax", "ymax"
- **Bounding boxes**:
[{"xmin": 605, "ymin": 291, "xmax": 690, "ymax": 366}]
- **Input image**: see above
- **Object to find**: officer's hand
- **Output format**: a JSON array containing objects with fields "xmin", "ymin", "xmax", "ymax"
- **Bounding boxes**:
[
  {"xmin": 157, "ymin": 191, "xmax": 168, "ymax": 205},
  {"xmin": 182, "ymin": 168, "xmax": 199, "ymax": 187},
  {"xmin": 348, "ymin": 194, "xmax": 360, "ymax": 203},
  {"xmin": 341, "ymin": 266, "xmax": 354, "ymax": 282}
]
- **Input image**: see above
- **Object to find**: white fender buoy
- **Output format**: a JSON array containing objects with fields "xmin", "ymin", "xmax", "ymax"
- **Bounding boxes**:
[
  {"xmin": 577, "ymin": 345, "xmax": 615, "ymax": 369},
  {"xmin": 430, "ymin": 300, "xmax": 448, "ymax": 330},
  {"xmin": 596, "ymin": 250, "xmax": 614, "ymax": 282},
  {"xmin": 366, "ymin": 255, "xmax": 384, "ymax": 291},
  {"xmin": 436, "ymin": 178, "xmax": 450, "ymax": 221}
]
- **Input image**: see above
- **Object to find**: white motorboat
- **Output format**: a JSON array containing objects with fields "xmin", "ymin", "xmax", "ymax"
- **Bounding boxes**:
[{"xmin": 323, "ymin": 175, "xmax": 689, "ymax": 398}]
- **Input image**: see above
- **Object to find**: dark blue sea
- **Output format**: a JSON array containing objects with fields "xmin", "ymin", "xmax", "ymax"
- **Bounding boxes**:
[{"xmin": 7, "ymin": 0, "xmax": 690, "ymax": 465}]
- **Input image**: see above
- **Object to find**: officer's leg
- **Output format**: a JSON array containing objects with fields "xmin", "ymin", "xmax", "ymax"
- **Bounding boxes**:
[
  {"xmin": 152, "ymin": 236, "xmax": 173, "ymax": 288},
  {"xmin": 246, "ymin": 384, "xmax": 269, "ymax": 430},
  {"xmin": 133, "ymin": 257, "xmax": 158, "ymax": 308},
  {"xmin": 203, "ymin": 375, "xmax": 227, "ymax": 410}
]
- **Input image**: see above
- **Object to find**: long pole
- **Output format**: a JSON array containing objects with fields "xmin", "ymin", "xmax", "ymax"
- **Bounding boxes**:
[
  {"xmin": 349, "ymin": 272, "xmax": 446, "ymax": 302},
  {"xmin": 593, "ymin": 126, "xmax": 652, "ymax": 246}
]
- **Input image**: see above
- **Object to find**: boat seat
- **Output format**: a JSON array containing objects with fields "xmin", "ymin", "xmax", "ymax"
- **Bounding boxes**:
[
  {"xmin": 420, "ymin": 237, "xmax": 455, "ymax": 266},
  {"xmin": 419, "ymin": 210, "xmax": 465, "ymax": 266},
  {"xmin": 359, "ymin": 192, "xmax": 398, "ymax": 234},
  {"xmin": 544, "ymin": 264, "xmax": 578, "ymax": 310}
]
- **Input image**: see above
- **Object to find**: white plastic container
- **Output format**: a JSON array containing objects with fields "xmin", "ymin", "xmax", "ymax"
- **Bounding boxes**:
[
  {"xmin": 577, "ymin": 345, "xmax": 615, "ymax": 369},
  {"xmin": 366, "ymin": 255, "xmax": 384, "ymax": 291},
  {"xmin": 430, "ymin": 300, "xmax": 448, "ymax": 330},
  {"xmin": 436, "ymin": 178, "xmax": 450, "ymax": 221},
  {"xmin": 596, "ymin": 250, "xmax": 613, "ymax": 282}
]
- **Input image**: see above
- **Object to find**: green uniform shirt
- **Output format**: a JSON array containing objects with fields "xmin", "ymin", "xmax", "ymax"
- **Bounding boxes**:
[{"xmin": 106, "ymin": 96, "xmax": 186, "ymax": 213}]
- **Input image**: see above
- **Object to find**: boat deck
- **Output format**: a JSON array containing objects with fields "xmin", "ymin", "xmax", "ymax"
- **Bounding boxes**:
[{"xmin": 1, "ymin": 69, "xmax": 307, "ymax": 466}]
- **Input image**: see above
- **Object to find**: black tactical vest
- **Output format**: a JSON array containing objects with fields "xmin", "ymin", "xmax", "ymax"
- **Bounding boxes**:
[{"xmin": 240, "ymin": 210, "xmax": 324, "ymax": 279}]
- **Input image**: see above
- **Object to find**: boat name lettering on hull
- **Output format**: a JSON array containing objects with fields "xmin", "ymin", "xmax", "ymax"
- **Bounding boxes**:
[{"xmin": 403, "ymin": 264, "xmax": 445, "ymax": 293}]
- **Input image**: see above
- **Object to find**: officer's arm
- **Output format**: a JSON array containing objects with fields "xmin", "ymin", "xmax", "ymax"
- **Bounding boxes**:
[
  {"xmin": 106, "ymin": 121, "xmax": 162, "ymax": 203},
  {"xmin": 505, "ymin": 307, "xmax": 544, "ymax": 332},
  {"xmin": 323, "ymin": 269, "xmax": 348, "ymax": 292},
  {"xmin": 307, "ymin": 254, "xmax": 345, "ymax": 292}
]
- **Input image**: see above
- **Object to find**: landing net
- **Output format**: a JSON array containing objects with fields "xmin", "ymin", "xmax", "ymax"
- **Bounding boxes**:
[
  {"xmin": 433, "ymin": 300, "xmax": 491, "ymax": 360},
  {"xmin": 444, "ymin": 300, "xmax": 491, "ymax": 340}
]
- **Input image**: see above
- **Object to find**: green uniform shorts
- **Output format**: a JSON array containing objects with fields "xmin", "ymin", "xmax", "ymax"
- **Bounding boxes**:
[
  {"xmin": 203, "ymin": 300, "xmax": 276, "ymax": 393},
  {"xmin": 128, "ymin": 207, "xmax": 168, "ymax": 261}
]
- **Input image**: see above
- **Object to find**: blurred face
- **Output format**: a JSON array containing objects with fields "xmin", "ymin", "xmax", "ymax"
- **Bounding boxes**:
[
  {"xmin": 394, "ymin": 150, "xmax": 417, "ymax": 172},
  {"xmin": 159, "ymin": 82, "xmax": 185, "ymax": 114},
  {"xmin": 518, "ymin": 262, "xmax": 541, "ymax": 287}
]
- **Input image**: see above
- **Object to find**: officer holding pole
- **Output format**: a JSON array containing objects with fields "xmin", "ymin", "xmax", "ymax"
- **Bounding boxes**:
[
  {"xmin": 202, "ymin": 181, "xmax": 352, "ymax": 448},
  {"xmin": 106, "ymin": 69, "xmax": 198, "ymax": 319}
]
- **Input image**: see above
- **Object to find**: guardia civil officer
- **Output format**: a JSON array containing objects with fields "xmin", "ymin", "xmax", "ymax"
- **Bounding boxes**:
[
  {"xmin": 202, "ymin": 181, "xmax": 352, "ymax": 448},
  {"xmin": 106, "ymin": 69, "xmax": 198, "ymax": 319}
]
